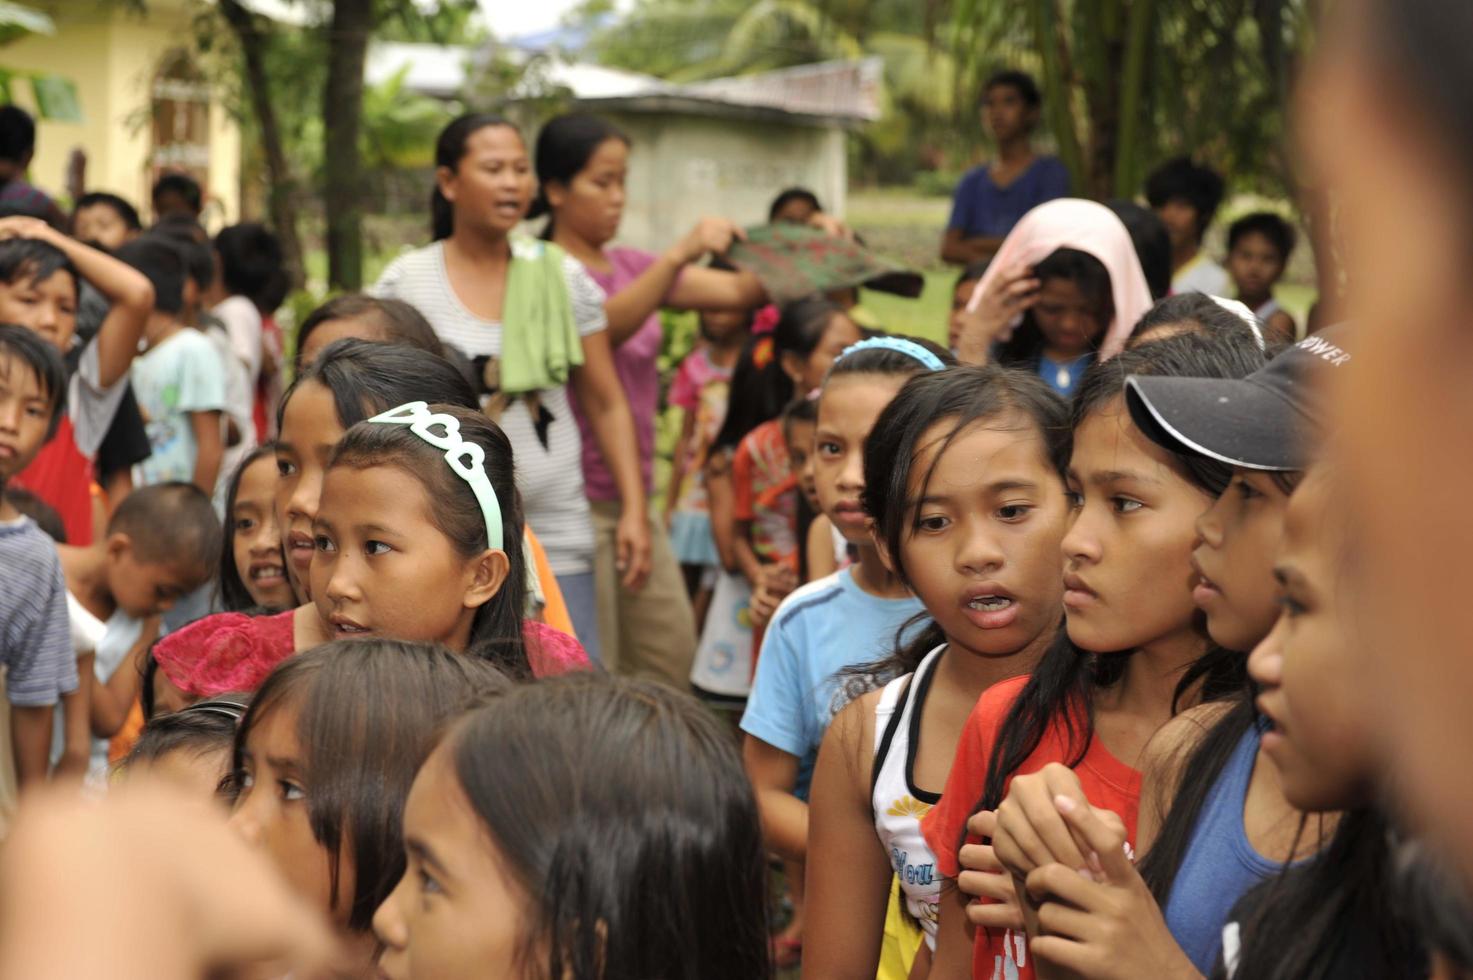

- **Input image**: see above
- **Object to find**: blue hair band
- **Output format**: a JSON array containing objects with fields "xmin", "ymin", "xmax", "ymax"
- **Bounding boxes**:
[{"xmin": 836, "ymin": 336, "xmax": 946, "ymax": 373}]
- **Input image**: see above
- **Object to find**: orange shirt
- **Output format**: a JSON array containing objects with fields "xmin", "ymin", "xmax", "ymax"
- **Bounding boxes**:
[
  {"xmin": 524, "ymin": 527, "xmax": 573, "ymax": 639},
  {"xmin": 731, "ymin": 419, "xmax": 798, "ymax": 572},
  {"xmin": 922, "ymin": 675, "xmax": 1141, "ymax": 980}
]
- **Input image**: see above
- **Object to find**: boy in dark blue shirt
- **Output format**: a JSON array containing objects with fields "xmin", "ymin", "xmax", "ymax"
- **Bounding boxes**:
[{"xmin": 941, "ymin": 70, "xmax": 1070, "ymax": 267}]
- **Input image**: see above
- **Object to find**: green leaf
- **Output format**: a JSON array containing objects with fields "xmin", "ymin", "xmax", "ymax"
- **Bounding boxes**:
[
  {"xmin": 30, "ymin": 73, "xmax": 81, "ymax": 123},
  {"xmin": 0, "ymin": 1, "xmax": 53, "ymax": 46}
]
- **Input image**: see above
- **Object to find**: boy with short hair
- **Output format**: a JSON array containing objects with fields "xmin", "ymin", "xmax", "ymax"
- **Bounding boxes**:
[
  {"xmin": 116, "ymin": 238, "xmax": 225, "ymax": 494},
  {"xmin": 1227, "ymin": 210, "xmax": 1298, "ymax": 343},
  {"xmin": 941, "ymin": 70, "xmax": 1071, "ymax": 267},
  {"xmin": 0, "ymin": 324, "xmax": 80, "ymax": 788},
  {"xmin": 151, "ymin": 220, "xmax": 255, "ymax": 482},
  {"xmin": 58, "ymin": 481, "xmax": 220, "ymax": 781},
  {"xmin": 72, "ymin": 192, "xmax": 143, "ymax": 253},
  {"xmin": 0, "ymin": 216, "xmax": 154, "ymax": 544},
  {"xmin": 1145, "ymin": 156, "xmax": 1230, "ymax": 296},
  {"xmin": 151, "ymin": 173, "xmax": 202, "ymax": 223}
]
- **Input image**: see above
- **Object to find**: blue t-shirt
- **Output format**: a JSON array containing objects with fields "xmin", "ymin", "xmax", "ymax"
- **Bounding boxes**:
[
  {"xmin": 1038, "ymin": 351, "xmax": 1095, "ymax": 397},
  {"xmin": 131, "ymin": 329, "xmax": 227, "ymax": 487},
  {"xmin": 740, "ymin": 568, "xmax": 925, "ymax": 797},
  {"xmin": 1164, "ymin": 720, "xmax": 1285, "ymax": 973},
  {"xmin": 947, "ymin": 156, "xmax": 1071, "ymax": 240}
]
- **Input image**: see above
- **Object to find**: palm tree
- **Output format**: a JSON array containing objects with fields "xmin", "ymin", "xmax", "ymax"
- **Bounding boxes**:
[{"xmin": 946, "ymin": 0, "xmax": 1310, "ymax": 199}]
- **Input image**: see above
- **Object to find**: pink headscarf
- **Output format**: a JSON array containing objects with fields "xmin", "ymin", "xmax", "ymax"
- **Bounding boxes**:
[{"xmin": 968, "ymin": 198, "xmax": 1154, "ymax": 361}]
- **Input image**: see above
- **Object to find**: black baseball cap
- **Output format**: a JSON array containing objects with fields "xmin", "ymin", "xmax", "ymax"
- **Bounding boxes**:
[{"xmin": 1124, "ymin": 326, "xmax": 1351, "ymax": 472}]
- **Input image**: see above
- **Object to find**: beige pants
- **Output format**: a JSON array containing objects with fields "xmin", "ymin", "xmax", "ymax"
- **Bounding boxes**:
[{"xmin": 591, "ymin": 501, "xmax": 697, "ymax": 688}]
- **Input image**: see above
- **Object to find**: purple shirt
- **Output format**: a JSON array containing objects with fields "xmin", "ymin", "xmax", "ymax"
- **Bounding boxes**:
[
  {"xmin": 572, "ymin": 247, "xmax": 670, "ymax": 501},
  {"xmin": 947, "ymin": 156, "xmax": 1071, "ymax": 240}
]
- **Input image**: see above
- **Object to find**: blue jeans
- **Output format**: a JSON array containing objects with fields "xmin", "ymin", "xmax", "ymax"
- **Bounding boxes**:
[{"xmin": 554, "ymin": 571, "xmax": 603, "ymax": 667}]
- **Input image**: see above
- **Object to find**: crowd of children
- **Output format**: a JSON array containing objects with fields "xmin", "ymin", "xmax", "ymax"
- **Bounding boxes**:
[{"xmin": 5, "ymin": 3, "xmax": 1473, "ymax": 973}]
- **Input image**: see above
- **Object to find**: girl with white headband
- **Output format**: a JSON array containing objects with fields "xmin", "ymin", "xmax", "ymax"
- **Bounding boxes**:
[{"xmin": 151, "ymin": 343, "xmax": 588, "ymax": 703}]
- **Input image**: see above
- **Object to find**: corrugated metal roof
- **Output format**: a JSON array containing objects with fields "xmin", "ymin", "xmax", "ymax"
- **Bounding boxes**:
[
  {"xmin": 365, "ymin": 41, "xmax": 880, "ymax": 124},
  {"xmin": 681, "ymin": 58, "xmax": 882, "ymax": 123},
  {"xmin": 365, "ymin": 41, "xmax": 472, "ymax": 99}
]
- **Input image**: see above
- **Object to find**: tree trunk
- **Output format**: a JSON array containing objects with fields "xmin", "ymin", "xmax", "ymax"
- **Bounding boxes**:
[
  {"xmin": 322, "ymin": 0, "xmax": 373, "ymax": 290},
  {"xmin": 217, "ymin": 0, "xmax": 306, "ymax": 291},
  {"xmin": 1077, "ymin": 0, "xmax": 1124, "ymax": 199},
  {"xmin": 1113, "ymin": 0, "xmax": 1156, "ymax": 198},
  {"xmin": 1026, "ymin": 0, "xmax": 1086, "ymax": 194}
]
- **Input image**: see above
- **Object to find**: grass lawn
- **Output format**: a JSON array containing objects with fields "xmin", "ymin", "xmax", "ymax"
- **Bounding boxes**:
[{"xmin": 858, "ymin": 272, "xmax": 954, "ymax": 347}]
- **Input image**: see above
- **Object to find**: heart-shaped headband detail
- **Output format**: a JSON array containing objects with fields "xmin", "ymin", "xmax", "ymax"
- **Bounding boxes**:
[{"xmin": 365, "ymin": 401, "xmax": 505, "ymax": 552}]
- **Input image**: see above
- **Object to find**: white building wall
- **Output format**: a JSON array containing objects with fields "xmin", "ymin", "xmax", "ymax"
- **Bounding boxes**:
[{"xmin": 603, "ymin": 111, "xmax": 845, "ymax": 253}]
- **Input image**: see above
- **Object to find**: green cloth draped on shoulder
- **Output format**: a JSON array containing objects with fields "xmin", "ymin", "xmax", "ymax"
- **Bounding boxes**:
[{"xmin": 499, "ymin": 236, "xmax": 585, "ymax": 395}]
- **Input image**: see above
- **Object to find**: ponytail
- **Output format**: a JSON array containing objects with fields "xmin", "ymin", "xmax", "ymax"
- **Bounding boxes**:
[
  {"xmin": 526, "ymin": 189, "xmax": 554, "ymax": 240},
  {"xmin": 431, "ymin": 187, "xmax": 454, "ymax": 242}
]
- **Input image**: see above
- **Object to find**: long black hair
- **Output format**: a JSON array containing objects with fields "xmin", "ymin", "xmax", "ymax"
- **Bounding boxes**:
[
  {"xmin": 446, "ymin": 673, "xmax": 771, "ymax": 980},
  {"xmin": 431, "ymin": 112, "xmax": 520, "ymax": 242},
  {"xmin": 529, "ymin": 113, "xmax": 628, "ymax": 238},
  {"xmin": 996, "ymin": 247, "xmax": 1115, "ymax": 367},
  {"xmin": 1397, "ymin": 836, "xmax": 1473, "ymax": 974},
  {"xmin": 330, "ymin": 404, "xmax": 530, "ymax": 676},
  {"xmin": 232, "ymin": 640, "xmax": 510, "ymax": 933},
  {"xmin": 1222, "ymin": 807, "xmax": 1425, "ymax": 980},
  {"xmin": 711, "ymin": 296, "xmax": 847, "ymax": 455},
  {"xmin": 973, "ymin": 332, "xmax": 1266, "ymax": 820},
  {"xmin": 840, "ymin": 365, "xmax": 1069, "ymax": 697}
]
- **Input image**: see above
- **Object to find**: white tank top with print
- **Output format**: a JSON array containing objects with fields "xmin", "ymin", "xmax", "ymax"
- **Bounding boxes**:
[{"xmin": 871, "ymin": 644, "xmax": 947, "ymax": 947}]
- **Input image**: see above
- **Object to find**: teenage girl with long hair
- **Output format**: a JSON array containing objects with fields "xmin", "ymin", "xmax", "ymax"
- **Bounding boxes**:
[
  {"xmin": 924, "ymin": 332, "xmax": 1265, "ymax": 980},
  {"xmin": 230, "ymin": 640, "xmax": 509, "ymax": 976},
  {"xmin": 953, "ymin": 332, "xmax": 1356, "ymax": 978},
  {"xmin": 151, "ymin": 341, "xmax": 585, "ymax": 704},
  {"xmin": 804, "ymin": 364, "xmax": 1071, "ymax": 978},
  {"xmin": 741, "ymin": 337, "xmax": 947, "ymax": 965},
  {"xmin": 375, "ymin": 113, "xmax": 650, "ymax": 666},
  {"xmin": 531, "ymin": 112, "xmax": 772, "ymax": 684}
]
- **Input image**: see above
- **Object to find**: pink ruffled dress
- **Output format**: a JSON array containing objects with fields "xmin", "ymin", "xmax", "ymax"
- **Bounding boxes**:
[{"xmin": 154, "ymin": 611, "xmax": 589, "ymax": 699}]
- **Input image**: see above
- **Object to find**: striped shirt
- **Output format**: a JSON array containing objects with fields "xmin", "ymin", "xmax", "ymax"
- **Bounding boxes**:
[
  {"xmin": 372, "ymin": 242, "xmax": 608, "ymax": 575},
  {"xmin": 0, "ymin": 515, "xmax": 78, "ymax": 706}
]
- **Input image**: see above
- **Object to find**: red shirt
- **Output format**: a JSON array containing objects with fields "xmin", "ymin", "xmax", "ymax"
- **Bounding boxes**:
[
  {"xmin": 921, "ymin": 675, "xmax": 1141, "ymax": 980},
  {"xmin": 12, "ymin": 415, "xmax": 94, "ymax": 546}
]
